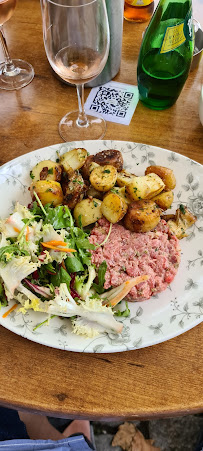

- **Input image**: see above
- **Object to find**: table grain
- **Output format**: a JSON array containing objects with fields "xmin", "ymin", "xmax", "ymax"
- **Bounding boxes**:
[{"xmin": 0, "ymin": 0, "xmax": 202, "ymax": 420}]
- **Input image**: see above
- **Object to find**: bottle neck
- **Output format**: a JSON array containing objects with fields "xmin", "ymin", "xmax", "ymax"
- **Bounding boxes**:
[
  {"xmin": 156, "ymin": 0, "xmax": 192, "ymax": 12},
  {"xmin": 152, "ymin": 0, "xmax": 193, "ymax": 27}
]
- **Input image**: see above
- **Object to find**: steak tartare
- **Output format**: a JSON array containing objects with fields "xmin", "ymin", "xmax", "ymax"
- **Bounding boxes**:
[{"xmin": 90, "ymin": 218, "xmax": 181, "ymax": 301}]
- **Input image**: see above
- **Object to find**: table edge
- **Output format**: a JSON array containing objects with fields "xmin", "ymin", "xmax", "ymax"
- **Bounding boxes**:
[{"xmin": 0, "ymin": 399, "xmax": 202, "ymax": 421}]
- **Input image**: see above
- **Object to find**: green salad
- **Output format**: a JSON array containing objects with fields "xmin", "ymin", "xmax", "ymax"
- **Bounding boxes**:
[{"xmin": 0, "ymin": 199, "xmax": 137, "ymax": 338}]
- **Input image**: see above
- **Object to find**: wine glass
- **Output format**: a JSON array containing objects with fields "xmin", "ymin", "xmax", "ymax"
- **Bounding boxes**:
[
  {"xmin": 0, "ymin": 0, "xmax": 34, "ymax": 90},
  {"xmin": 40, "ymin": 0, "xmax": 110, "ymax": 141}
]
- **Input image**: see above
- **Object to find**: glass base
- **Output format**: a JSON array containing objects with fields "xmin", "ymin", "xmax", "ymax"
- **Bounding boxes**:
[
  {"xmin": 59, "ymin": 110, "xmax": 106, "ymax": 142},
  {"xmin": 0, "ymin": 59, "xmax": 34, "ymax": 90},
  {"xmin": 140, "ymin": 97, "xmax": 176, "ymax": 110}
]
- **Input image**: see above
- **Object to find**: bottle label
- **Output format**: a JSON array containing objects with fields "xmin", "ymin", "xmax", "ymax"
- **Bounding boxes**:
[
  {"xmin": 160, "ymin": 7, "xmax": 193, "ymax": 54},
  {"xmin": 160, "ymin": 22, "xmax": 186, "ymax": 54},
  {"xmin": 125, "ymin": 0, "xmax": 153, "ymax": 6}
]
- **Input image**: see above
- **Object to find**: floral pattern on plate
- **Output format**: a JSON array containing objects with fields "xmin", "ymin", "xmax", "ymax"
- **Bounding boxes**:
[{"xmin": 0, "ymin": 140, "xmax": 202, "ymax": 353}]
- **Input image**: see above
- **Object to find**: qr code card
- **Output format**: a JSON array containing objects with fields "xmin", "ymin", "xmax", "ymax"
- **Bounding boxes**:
[{"xmin": 85, "ymin": 81, "xmax": 139, "ymax": 125}]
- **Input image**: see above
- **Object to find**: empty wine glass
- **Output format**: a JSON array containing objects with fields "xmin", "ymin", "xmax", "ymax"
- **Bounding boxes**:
[
  {"xmin": 40, "ymin": 0, "xmax": 110, "ymax": 141},
  {"xmin": 0, "ymin": 0, "xmax": 34, "ymax": 90}
]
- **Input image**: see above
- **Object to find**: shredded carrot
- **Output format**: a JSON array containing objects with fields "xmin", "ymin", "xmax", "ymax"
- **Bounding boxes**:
[
  {"xmin": 25, "ymin": 226, "xmax": 29, "ymax": 242},
  {"xmin": 42, "ymin": 240, "xmax": 67, "ymax": 246},
  {"xmin": 50, "ymin": 247, "xmax": 76, "ymax": 253},
  {"xmin": 61, "ymin": 260, "xmax": 67, "ymax": 270},
  {"xmin": 41, "ymin": 242, "xmax": 76, "ymax": 252},
  {"xmin": 2, "ymin": 303, "xmax": 18, "ymax": 318},
  {"xmin": 13, "ymin": 227, "xmax": 20, "ymax": 233}
]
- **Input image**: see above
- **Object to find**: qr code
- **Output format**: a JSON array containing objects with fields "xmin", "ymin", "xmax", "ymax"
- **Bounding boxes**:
[{"xmin": 89, "ymin": 86, "xmax": 134, "ymax": 118}]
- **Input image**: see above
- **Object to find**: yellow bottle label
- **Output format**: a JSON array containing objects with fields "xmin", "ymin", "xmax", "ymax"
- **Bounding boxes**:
[
  {"xmin": 160, "ymin": 22, "xmax": 186, "ymax": 54},
  {"xmin": 125, "ymin": 0, "xmax": 153, "ymax": 6}
]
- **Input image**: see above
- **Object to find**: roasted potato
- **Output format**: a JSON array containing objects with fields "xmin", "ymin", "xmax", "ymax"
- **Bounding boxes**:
[
  {"xmin": 93, "ymin": 149, "xmax": 123, "ymax": 172},
  {"xmin": 102, "ymin": 192, "xmax": 128, "ymax": 224},
  {"xmin": 86, "ymin": 185, "xmax": 104, "ymax": 200},
  {"xmin": 145, "ymin": 166, "xmax": 176, "ymax": 191},
  {"xmin": 124, "ymin": 200, "xmax": 161, "ymax": 233},
  {"xmin": 30, "ymin": 160, "xmax": 62, "ymax": 183},
  {"xmin": 126, "ymin": 173, "xmax": 165, "ymax": 202},
  {"xmin": 152, "ymin": 190, "xmax": 174, "ymax": 211},
  {"xmin": 167, "ymin": 205, "xmax": 197, "ymax": 239},
  {"xmin": 161, "ymin": 213, "xmax": 176, "ymax": 221},
  {"xmin": 81, "ymin": 159, "xmax": 99, "ymax": 180},
  {"xmin": 74, "ymin": 198, "xmax": 103, "ymax": 227},
  {"xmin": 108, "ymin": 186, "xmax": 131, "ymax": 205},
  {"xmin": 61, "ymin": 171, "xmax": 87, "ymax": 210},
  {"xmin": 60, "ymin": 148, "xmax": 87, "ymax": 174},
  {"xmin": 90, "ymin": 165, "xmax": 117, "ymax": 192},
  {"xmin": 116, "ymin": 169, "xmax": 137, "ymax": 187},
  {"xmin": 80, "ymin": 155, "xmax": 95, "ymax": 179},
  {"xmin": 30, "ymin": 180, "xmax": 63, "ymax": 207}
]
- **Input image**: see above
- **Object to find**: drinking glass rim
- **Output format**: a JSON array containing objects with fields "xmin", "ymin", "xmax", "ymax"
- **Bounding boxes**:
[{"xmin": 44, "ymin": 0, "xmax": 98, "ymax": 7}]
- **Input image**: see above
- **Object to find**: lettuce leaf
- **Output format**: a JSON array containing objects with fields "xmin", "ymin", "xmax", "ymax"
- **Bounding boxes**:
[
  {"xmin": 44, "ymin": 205, "xmax": 73, "ymax": 230},
  {"xmin": 92, "ymin": 261, "xmax": 107, "ymax": 294},
  {"xmin": 51, "ymin": 267, "xmax": 71, "ymax": 288}
]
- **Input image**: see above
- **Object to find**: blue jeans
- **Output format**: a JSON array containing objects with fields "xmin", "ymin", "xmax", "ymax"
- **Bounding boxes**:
[{"xmin": 0, "ymin": 407, "xmax": 94, "ymax": 451}]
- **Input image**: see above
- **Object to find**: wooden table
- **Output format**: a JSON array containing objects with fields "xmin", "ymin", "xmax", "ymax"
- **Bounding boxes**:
[{"xmin": 0, "ymin": 0, "xmax": 202, "ymax": 420}]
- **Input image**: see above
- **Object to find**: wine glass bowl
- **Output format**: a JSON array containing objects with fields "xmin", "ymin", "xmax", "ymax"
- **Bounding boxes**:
[
  {"xmin": 0, "ymin": 0, "xmax": 16, "ymax": 25},
  {"xmin": 0, "ymin": 0, "xmax": 34, "ymax": 90},
  {"xmin": 41, "ymin": 0, "xmax": 110, "ymax": 141}
]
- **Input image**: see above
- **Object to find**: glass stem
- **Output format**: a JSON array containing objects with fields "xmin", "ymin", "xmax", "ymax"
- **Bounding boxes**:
[
  {"xmin": 0, "ymin": 25, "xmax": 16, "ymax": 72},
  {"xmin": 76, "ymin": 84, "xmax": 88, "ymax": 127}
]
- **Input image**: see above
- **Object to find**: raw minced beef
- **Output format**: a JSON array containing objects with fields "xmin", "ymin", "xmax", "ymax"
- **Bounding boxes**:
[{"xmin": 89, "ymin": 218, "xmax": 181, "ymax": 301}]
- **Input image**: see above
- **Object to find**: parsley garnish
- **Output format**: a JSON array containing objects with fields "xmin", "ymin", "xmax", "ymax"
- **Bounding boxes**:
[
  {"xmin": 180, "ymin": 204, "xmax": 186, "ymax": 214},
  {"xmin": 72, "ymin": 180, "xmax": 83, "ymax": 185}
]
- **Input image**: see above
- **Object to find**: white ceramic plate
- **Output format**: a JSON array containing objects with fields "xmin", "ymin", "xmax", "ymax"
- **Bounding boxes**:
[{"xmin": 0, "ymin": 140, "xmax": 203, "ymax": 353}]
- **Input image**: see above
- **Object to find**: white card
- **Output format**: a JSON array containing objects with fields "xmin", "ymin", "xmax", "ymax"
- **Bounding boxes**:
[{"xmin": 84, "ymin": 81, "xmax": 139, "ymax": 125}]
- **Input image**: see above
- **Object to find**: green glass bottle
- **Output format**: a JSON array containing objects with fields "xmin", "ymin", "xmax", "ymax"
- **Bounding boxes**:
[{"xmin": 137, "ymin": 0, "xmax": 194, "ymax": 110}]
